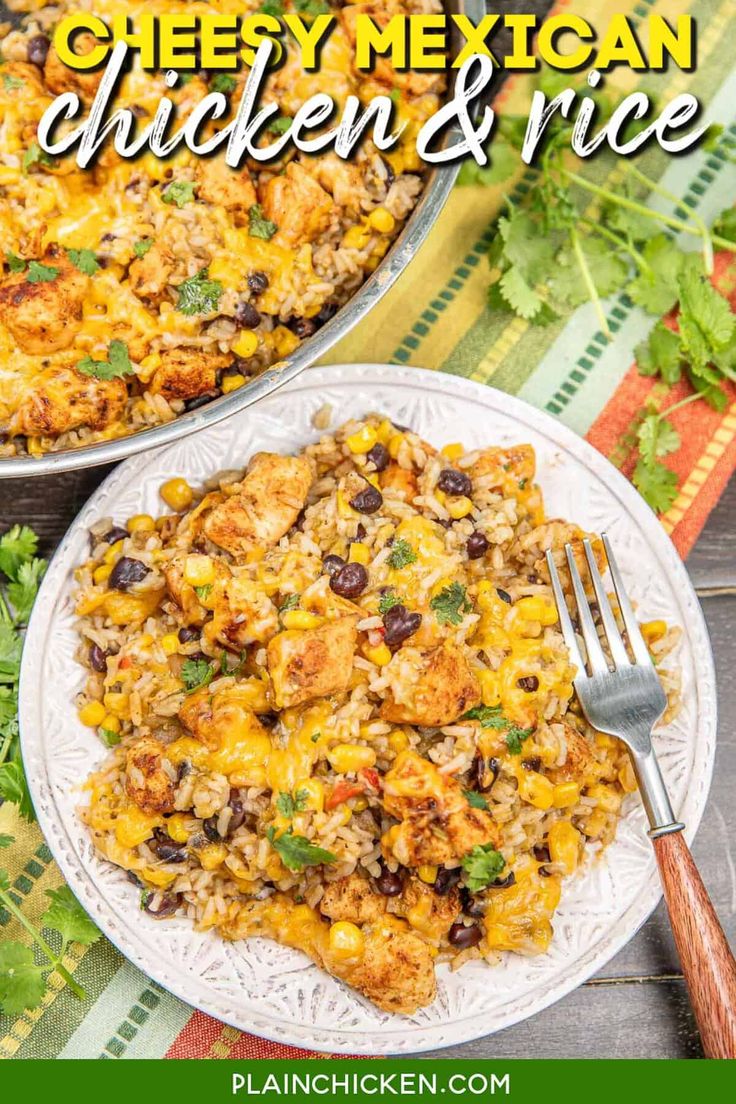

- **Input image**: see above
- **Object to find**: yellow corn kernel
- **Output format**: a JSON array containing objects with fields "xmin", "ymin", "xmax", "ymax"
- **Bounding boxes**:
[
  {"xmin": 641, "ymin": 619, "xmax": 667, "ymax": 644},
  {"xmin": 417, "ymin": 865, "xmax": 438, "ymax": 884},
  {"xmin": 387, "ymin": 433, "xmax": 404, "ymax": 459},
  {"xmin": 548, "ymin": 821, "xmax": 581, "ymax": 875},
  {"xmin": 198, "ymin": 843, "xmax": 228, "ymax": 870},
  {"xmin": 618, "ymin": 760, "xmax": 638, "ymax": 794},
  {"xmin": 78, "ymin": 700, "xmax": 106, "ymax": 727},
  {"xmin": 295, "ymin": 777, "xmax": 324, "ymax": 813},
  {"xmin": 104, "ymin": 590, "xmax": 161, "ymax": 625},
  {"xmin": 434, "ymin": 489, "xmax": 446, "ymax": 506},
  {"xmin": 93, "ymin": 563, "xmax": 112, "ymax": 585},
  {"xmin": 375, "ymin": 418, "xmax": 393, "ymax": 445},
  {"xmin": 586, "ymin": 783, "xmax": 622, "ymax": 814},
  {"xmin": 595, "ymin": 732, "xmax": 618, "ymax": 750},
  {"xmin": 100, "ymin": 713, "xmax": 121, "ymax": 734},
  {"xmin": 141, "ymin": 868, "xmax": 177, "ymax": 888},
  {"xmin": 583, "ymin": 808, "xmax": 608, "ymax": 838},
  {"xmin": 382, "ymin": 824, "xmax": 400, "ymax": 852},
  {"xmin": 160, "ymin": 478, "xmax": 193, "ymax": 512},
  {"xmin": 343, "ymin": 225, "xmax": 370, "ymax": 250},
  {"xmin": 103, "ymin": 691, "xmax": 130, "ymax": 719},
  {"xmin": 221, "ymin": 373, "xmax": 246, "ymax": 394},
  {"xmin": 104, "ymin": 539, "xmax": 125, "ymax": 564},
  {"xmin": 346, "ymin": 424, "xmax": 378, "ymax": 454},
  {"xmin": 115, "ymin": 807, "xmax": 163, "ymax": 848},
  {"xmin": 518, "ymin": 771, "xmax": 555, "ymax": 810},
  {"xmin": 514, "ymin": 596, "xmax": 558, "ymax": 626},
  {"xmin": 76, "ymin": 592, "xmax": 107, "ymax": 616},
  {"xmin": 348, "ymin": 542, "xmax": 370, "ymax": 565},
  {"xmin": 281, "ymin": 609, "xmax": 323, "ymax": 630},
  {"xmin": 184, "ymin": 554, "xmax": 215, "ymax": 588},
  {"xmin": 446, "ymin": 495, "xmax": 473, "ymax": 520},
  {"xmin": 165, "ymin": 814, "xmax": 192, "ymax": 843},
  {"xmin": 272, "ymin": 325, "xmax": 300, "ymax": 358},
  {"xmin": 552, "ymin": 781, "xmax": 580, "ymax": 809},
  {"xmin": 160, "ymin": 633, "xmax": 180, "ymax": 656},
  {"xmin": 478, "ymin": 669, "xmax": 501, "ymax": 707},
  {"xmin": 388, "ymin": 730, "xmax": 409, "ymax": 753},
  {"xmin": 364, "ymin": 642, "xmax": 392, "ymax": 667},
  {"xmin": 327, "ymin": 744, "xmax": 377, "ymax": 773},
  {"xmin": 441, "ymin": 442, "xmax": 464, "ymax": 461},
  {"xmin": 367, "ymin": 206, "xmax": 395, "ymax": 233},
  {"xmin": 232, "ymin": 330, "xmax": 259, "ymax": 358},
  {"xmin": 352, "ymin": 796, "xmax": 368, "ymax": 812},
  {"xmin": 127, "ymin": 514, "xmax": 155, "ymax": 533},
  {"xmin": 329, "ymin": 920, "xmax": 365, "ymax": 960}
]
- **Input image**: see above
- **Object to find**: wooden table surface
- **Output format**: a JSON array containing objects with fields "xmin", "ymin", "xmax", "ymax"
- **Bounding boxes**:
[{"xmin": 0, "ymin": 463, "xmax": 733, "ymax": 1060}]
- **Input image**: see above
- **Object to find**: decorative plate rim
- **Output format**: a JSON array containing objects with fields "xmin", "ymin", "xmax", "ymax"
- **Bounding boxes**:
[{"xmin": 19, "ymin": 363, "xmax": 717, "ymax": 1055}]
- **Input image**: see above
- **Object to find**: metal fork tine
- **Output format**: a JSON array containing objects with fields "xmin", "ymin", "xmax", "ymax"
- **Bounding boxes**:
[
  {"xmin": 564, "ymin": 544, "xmax": 610, "ymax": 676},
  {"xmin": 582, "ymin": 538, "xmax": 630, "ymax": 669},
  {"xmin": 545, "ymin": 550, "xmax": 586, "ymax": 675},
  {"xmin": 601, "ymin": 534, "xmax": 653, "ymax": 667}
]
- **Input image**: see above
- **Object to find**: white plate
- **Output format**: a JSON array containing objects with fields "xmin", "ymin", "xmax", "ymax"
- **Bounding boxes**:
[{"xmin": 20, "ymin": 364, "xmax": 717, "ymax": 1055}]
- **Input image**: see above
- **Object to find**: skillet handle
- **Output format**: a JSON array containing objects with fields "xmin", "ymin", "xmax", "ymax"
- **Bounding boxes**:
[{"xmin": 652, "ymin": 829, "xmax": 736, "ymax": 1059}]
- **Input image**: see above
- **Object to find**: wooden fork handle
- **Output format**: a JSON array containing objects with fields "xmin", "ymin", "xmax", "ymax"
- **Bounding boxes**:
[{"xmin": 653, "ymin": 829, "xmax": 736, "ymax": 1058}]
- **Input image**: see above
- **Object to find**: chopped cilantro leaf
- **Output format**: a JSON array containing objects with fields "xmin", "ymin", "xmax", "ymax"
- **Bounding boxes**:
[
  {"xmin": 194, "ymin": 584, "xmax": 212, "ymax": 602},
  {"xmin": 505, "ymin": 725, "xmax": 533, "ymax": 755},
  {"xmin": 181, "ymin": 657, "xmax": 216, "ymax": 693},
  {"xmin": 387, "ymin": 539, "xmax": 416, "ymax": 570},
  {"xmin": 5, "ymin": 252, "xmax": 26, "ymax": 273},
  {"xmin": 26, "ymin": 261, "xmax": 58, "ymax": 284},
  {"xmin": 162, "ymin": 180, "xmax": 196, "ymax": 208},
  {"xmin": 66, "ymin": 248, "xmax": 99, "ymax": 276},
  {"xmin": 279, "ymin": 593, "xmax": 300, "ymax": 613},
  {"xmin": 99, "ymin": 727, "xmax": 121, "ymax": 748},
  {"xmin": 210, "ymin": 74, "xmax": 237, "ymax": 94},
  {"xmin": 134, "ymin": 238, "xmax": 154, "ymax": 259},
  {"xmin": 22, "ymin": 142, "xmax": 55, "ymax": 173},
  {"xmin": 378, "ymin": 591, "xmax": 401, "ymax": 614},
  {"xmin": 463, "ymin": 790, "xmax": 489, "ymax": 810},
  {"xmin": 176, "ymin": 268, "xmax": 223, "ymax": 316},
  {"xmin": 248, "ymin": 204, "xmax": 278, "ymax": 241},
  {"xmin": 268, "ymin": 115, "xmax": 292, "ymax": 135},
  {"xmin": 275, "ymin": 789, "xmax": 309, "ymax": 818},
  {"xmin": 461, "ymin": 844, "xmax": 506, "ymax": 892},
  {"xmin": 430, "ymin": 582, "xmax": 471, "ymax": 626},
  {"xmin": 266, "ymin": 827, "xmax": 335, "ymax": 872},
  {"xmin": 77, "ymin": 340, "xmax": 133, "ymax": 381}
]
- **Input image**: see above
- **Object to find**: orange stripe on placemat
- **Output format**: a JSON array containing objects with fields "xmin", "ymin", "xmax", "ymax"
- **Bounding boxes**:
[
  {"xmin": 165, "ymin": 1010, "xmax": 355, "ymax": 1060},
  {"xmin": 587, "ymin": 368, "xmax": 736, "ymax": 557}
]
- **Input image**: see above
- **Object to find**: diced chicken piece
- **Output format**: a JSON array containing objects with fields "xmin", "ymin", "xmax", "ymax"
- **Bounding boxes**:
[
  {"xmin": 320, "ymin": 873, "xmax": 387, "ymax": 925},
  {"xmin": 305, "ymin": 154, "xmax": 365, "ymax": 215},
  {"xmin": 44, "ymin": 33, "xmax": 104, "ymax": 101},
  {"xmin": 382, "ymin": 750, "xmax": 499, "ymax": 868},
  {"xmin": 10, "ymin": 365, "xmax": 127, "ymax": 438},
  {"xmin": 164, "ymin": 553, "xmax": 229, "ymax": 625},
  {"xmin": 549, "ymin": 722, "xmax": 595, "ymax": 784},
  {"xmin": 195, "ymin": 157, "xmax": 257, "ymax": 215},
  {"xmin": 332, "ymin": 916, "xmax": 436, "ymax": 1014},
  {"xmin": 468, "ymin": 443, "xmax": 536, "ymax": 489},
  {"xmin": 267, "ymin": 615, "xmax": 358, "ymax": 708},
  {"xmin": 381, "ymin": 463, "xmax": 418, "ymax": 501},
  {"xmin": 0, "ymin": 245, "xmax": 88, "ymax": 354},
  {"xmin": 380, "ymin": 643, "xmax": 480, "ymax": 727},
  {"xmin": 207, "ymin": 573, "xmax": 279, "ymax": 649},
  {"xmin": 2, "ymin": 61, "xmax": 47, "ymax": 99},
  {"xmin": 389, "ymin": 876, "xmax": 460, "ymax": 942},
  {"xmin": 203, "ymin": 451, "xmax": 313, "ymax": 557},
  {"xmin": 150, "ymin": 347, "xmax": 230, "ymax": 402},
  {"xmin": 261, "ymin": 162, "xmax": 334, "ymax": 248},
  {"xmin": 124, "ymin": 736, "xmax": 176, "ymax": 815},
  {"xmin": 128, "ymin": 242, "xmax": 174, "ymax": 300},
  {"xmin": 179, "ymin": 684, "xmax": 271, "ymax": 754}
]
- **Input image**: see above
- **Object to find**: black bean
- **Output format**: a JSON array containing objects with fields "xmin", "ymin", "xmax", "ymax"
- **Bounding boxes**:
[
  {"xmin": 288, "ymin": 316, "xmax": 317, "ymax": 339},
  {"xmin": 314, "ymin": 302, "xmax": 338, "ymax": 327},
  {"xmin": 489, "ymin": 871, "xmax": 516, "ymax": 890},
  {"xmin": 433, "ymin": 866, "xmax": 461, "ymax": 896},
  {"xmin": 375, "ymin": 864, "xmax": 403, "ymax": 897},
  {"xmin": 470, "ymin": 754, "xmax": 500, "ymax": 793},
  {"xmin": 460, "ymin": 887, "xmax": 487, "ymax": 918},
  {"xmin": 228, "ymin": 791, "xmax": 247, "ymax": 834},
  {"xmin": 322, "ymin": 554, "xmax": 345, "ymax": 577},
  {"xmin": 184, "ymin": 389, "xmax": 220, "ymax": 412},
  {"xmin": 349, "ymin": 483, "xmax": 383, "ymax": 515},
  {"xmin": 104, "ymin": 525, "xmax": 129, "ymax": 545},
  {"xmin": 533, "ymin": 844, "xmax": 551, "ymax": 864},
  {"xmin": 151, "ymin": 828, "xmax": 187, "ymax": 863},
  {"xmin": 437, "ymin": 518, "xmax": 454, "ymax": 529},
  {"xmin": 108, "ymin": 556, "xmax": 150, "ymax": 591},
  {"xmin": 466, "ymin": 531, "xmax": 489, "ymax": 560},
  {"xmin": 522, "ymin": 756, "xmax": 542, "ymax": 772},
  {"xmin": 178, "ymin": 625, "xmax": 200, "ymax": 644},
  {"xmin": 89, "ymin": 643, "xmax": 108, "ymax": 673},
  {"xmin": 248, "ymin": 270, "xmax": 269, "ymax": 295},
  {"xmin": 177, "ymin": 760, "xmax": 191, "ymax": 782},
  {"xmin": 517, "ymin": 675, "xmax": 539, "ymax": 692},
  {"xmin": 354, "ymin": 523, "xmax": 367, "ymax": 541},
  {"xmin": 234, "ymin": 300, "xmax": 261, "ymax": 329},
  {"xmin": 366, "ymin": 442, "xmax": 390, "ymax": 472},
  {"xmin": 127, "ymin": 870, "xmax": 144, "ymax": 888},
  {"xmin": 437, "ymin": 468, "xmax": 472, "ymax": 497},
  {"xmin": 381, "ymin": 157, "xmax": 396, "ymax": 188},
  {"xmin": 448, "ymin": 921, "xmax": 482, "ymax": 949},
  {"xmin": 27, "ymin": 33, "xmax": 50, "ymax": 68},
  {"xmin": 382, "ymin": 603, "xmax": 422, "ymax": 649},
  {"xmin": 143, "ymin": 892, "xmax": 182, "ymax": 918},
  {"xmin": 257, "ymin": 711, "xmax": 279, "ymax": 729},
  {"xmin": 330, "ymin": 562, "xmax": 368, "ymax": 599},
  {"xmin": 203, "ymin": 815, "xmax": 221, "ymax": 842},
  {"xmin": 496, "ymin": 588, "xmax": 513, "ymax": 604}
]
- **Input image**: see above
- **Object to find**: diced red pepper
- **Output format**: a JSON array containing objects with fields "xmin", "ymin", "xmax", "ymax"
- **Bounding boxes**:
[
  {"xmin": 325, "ymin": 781, "xmax": 364, "ymax": 810},
  {"xmin": 359, "ymin": 768, "xmax": 381, "ymax": 791}
]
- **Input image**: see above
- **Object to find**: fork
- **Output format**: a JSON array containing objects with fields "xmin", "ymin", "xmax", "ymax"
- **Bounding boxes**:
[{"xmin": 546, "ymin": 535, "xmax": 736, "ymax": 1059}]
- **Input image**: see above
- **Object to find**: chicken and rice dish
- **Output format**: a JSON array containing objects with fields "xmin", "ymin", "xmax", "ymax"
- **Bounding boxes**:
[
  {"xmin": 73, "ymin": 415, "xmax": 681, "ymax": 1014},
  {"xmin": 0, "ymin": 0, "xmax": 442, "ymax": 458}
]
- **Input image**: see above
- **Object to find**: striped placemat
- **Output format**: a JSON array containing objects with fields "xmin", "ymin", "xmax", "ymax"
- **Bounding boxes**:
[{"xmin": 2, "ymin": 0, "xmax": 734, "ymax": 1060}]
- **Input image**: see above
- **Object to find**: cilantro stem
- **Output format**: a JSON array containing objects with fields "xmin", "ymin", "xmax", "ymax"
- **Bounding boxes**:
[
  {"xmin": 0, "ymin": 888, "xmax": 86, "ymax": 1000},
  {"xmin": 0, "ymin": 731, "xmax": 12, "ymax": 766},
  {"xmin": 580, "ymin": 216, "xmax": 652, "ymax": 274},
  {"xmin": 562, "ymin": 170, "xmax": 736, "ymax": 256},
  {"xmin": 570, "ymin": 227, "xmax": 610, "ymax": 338},
  {"xmin": 658, "ymin": 390, "xmax": 705, "ymax": 420},
  {"xmin": 623, "ymin": 163, "xmax": 714, "ymax": 275}
]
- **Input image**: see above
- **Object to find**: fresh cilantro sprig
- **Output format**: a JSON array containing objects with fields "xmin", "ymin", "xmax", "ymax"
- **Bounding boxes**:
[
  {"xmin": 266, "ymin": 827, "xmax": 336, "ymax": 872},
  {"xmin": 176, "ymin": 268, "xmax": 223, "ymax": 316},
  {"xmin": 77, "ymin": 340, "xmax": 134, "ymax": 381},
  {"xmin": 181, "ymin": 657, "xmax": 216, "ymax": 693},
  {"xmin": 0, "ymin": 884, "xmax": 100, "ymax": 1013},
  {"xmin": 461, "ymin": 844, "xmax": 506, "ymax": 892},
  {"xmin": 462, "ymin": 704, "xmax": 533, "ymax": 754},
  {"xmin": 0, "ymin": 526, "xmax": 46, "ymax": 821},
  {"xmin": 430, "ymin": 582, "xmax": 471, "ymax": 626}
]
